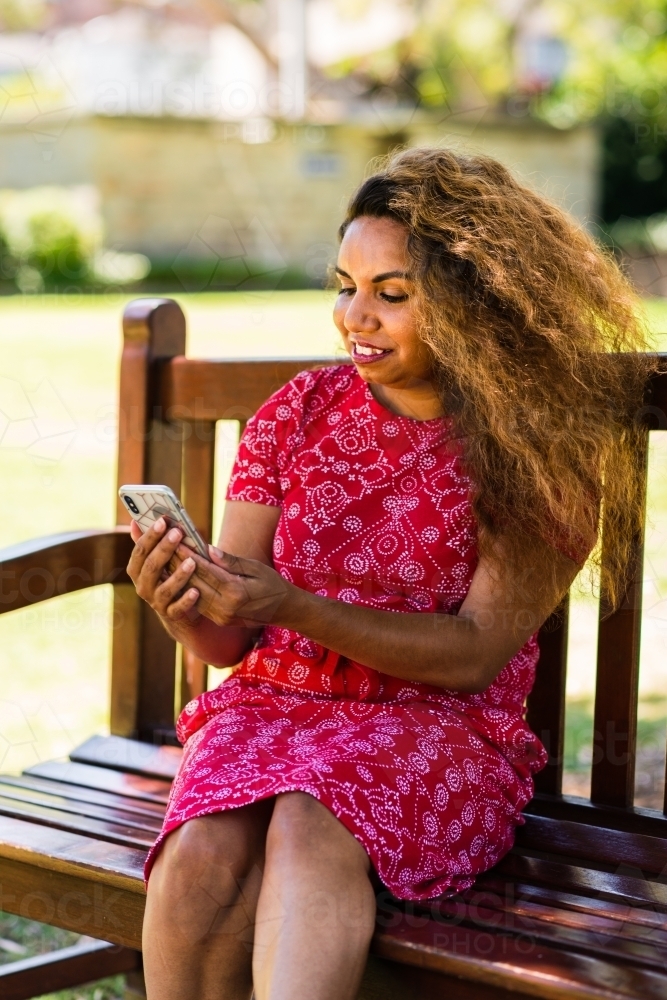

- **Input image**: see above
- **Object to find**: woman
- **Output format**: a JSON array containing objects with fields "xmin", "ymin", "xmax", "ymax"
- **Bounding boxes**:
[{"xmin": 127, "ymin": 147, "xmax": 653, "ymax": 1000}]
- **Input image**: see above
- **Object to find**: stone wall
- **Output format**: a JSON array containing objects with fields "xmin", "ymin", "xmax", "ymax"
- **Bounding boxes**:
[{"xmin": 0, "ymin": 113, "xmax": 600, "ymax": 281}]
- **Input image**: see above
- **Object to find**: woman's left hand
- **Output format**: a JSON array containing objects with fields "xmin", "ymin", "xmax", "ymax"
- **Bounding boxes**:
[{"xmin": 175, "ymin": 544, "xmax": 291, "ymax": 627}]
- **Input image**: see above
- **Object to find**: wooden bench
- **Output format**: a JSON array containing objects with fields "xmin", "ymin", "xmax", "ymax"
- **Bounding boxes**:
[{"xmin": 1, "ymin": 297, "xmax": 666, "ymax": 1000}]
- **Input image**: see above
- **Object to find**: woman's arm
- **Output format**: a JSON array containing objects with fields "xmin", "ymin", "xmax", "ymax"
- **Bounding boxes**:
[
  {"xmin": 184, "ymin": 509, "xmax": 579, "ymax": 692},
  {"xmin": 126, "ymin": 501, "xmax": 281, "ymax": 668},
  {"xmin": 278, "ymin": 548, "xmax": 577, "ymax": 691}
]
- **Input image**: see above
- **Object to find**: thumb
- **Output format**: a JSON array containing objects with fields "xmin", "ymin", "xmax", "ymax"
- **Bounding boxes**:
[
  {"xmin": 208, "ymin": 544, "xmax": 227, "ymax": 567},
  {"xmin": 208, "ymin": 546, "xmax": 251, "ymax": 576}
]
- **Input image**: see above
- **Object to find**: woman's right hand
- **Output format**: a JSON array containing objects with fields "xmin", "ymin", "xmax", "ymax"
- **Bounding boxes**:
[{"xmin": 126, "ymin": 518, "xmax": 200, "ymax": 625}]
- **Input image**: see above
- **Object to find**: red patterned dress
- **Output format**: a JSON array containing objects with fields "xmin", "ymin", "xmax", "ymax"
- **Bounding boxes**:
[{"xmin": 145, "ymin": 365, "xmax": 548, "ymax": 900}]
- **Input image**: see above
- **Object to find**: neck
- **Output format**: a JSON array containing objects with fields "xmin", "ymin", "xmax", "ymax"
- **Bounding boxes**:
[{"xmin": 369, "ymin": 380, "xmax": 444, "ymax": 421}]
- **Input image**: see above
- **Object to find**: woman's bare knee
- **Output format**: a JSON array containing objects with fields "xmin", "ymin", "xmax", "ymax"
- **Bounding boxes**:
[
  {"xmin": 263, "ymin": 793, "xmax": 375, "ymax": 938},
  {"xmin": 146, "ymin": 801, "xmax": 273, "ymax": 946},
  {"xmin": 154, "ymin": 806, "xmax": 266, "ymax": 890},
  {"xmin": 267, "ymin": 793, "xmax": 369, "ymax": 872}
]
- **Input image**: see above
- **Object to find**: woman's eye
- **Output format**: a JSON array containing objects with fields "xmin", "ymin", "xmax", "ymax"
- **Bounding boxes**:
[
  {"xmin": 380, "ymin": 292, "xmax": 408, "ymax": 303},
  {"xmin": 338, "ymin": 286, "xmax": 355, "ymax": 296}
]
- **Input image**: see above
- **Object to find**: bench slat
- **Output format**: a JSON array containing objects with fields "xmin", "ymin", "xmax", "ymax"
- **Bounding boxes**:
[
  {"xmin": 464, "ymin": 888, "xmax": 667, "ymax": 949},
  {"xmin": 0, "ymin": 780, "xmax": 164, "ymax": 832},
  {"xmin": 527, "ymin": 600, "xmax": 569, "ymax": 797},
  {"xmin": 526, "ymin": 794, "xmax": 667, "ymax": 839},
  {"xmin": 160, "ymin": 357, "xmax": 347, "ymax": 422},
  {"xmin": 495, "ymin": 854, "xmax": 667, "ymax": 910},
  {"xmin": 0, "ymin": 774, "xmax": 166, "ymax": 819},
  {"xmin": 478, "ymin": 879, "xmax": 667, "ymax": 932},
  {"xmin": 70, "ymin": 735, "xmax": 181, "ymax": 780},
  {"xmin": 0, "ymin": 795, "xmax": 156, "ymax": 850},
  {"xmin": 0, "ymin": 814, "xmax": 146, "ymax": 887},
  {"xmin": 415, "ymin": 894, "xmax": 667, "ymax": 972},
  {"xmin": 456, "ymin": 885, "xmax": 667, "ymax": 946},
  {"xmin": 25, "ymin": 760, "xmax": 171, "ymax": 803},
  {"xmin": 374, "ymin": 917, "xmax": 667, "ymax": 1000},
  {"xmin": 517, "ymin": 814, "xmax": 667, "ymax": 874}
]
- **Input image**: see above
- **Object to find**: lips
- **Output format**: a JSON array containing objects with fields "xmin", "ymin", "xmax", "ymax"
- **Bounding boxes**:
[{"xmin": 351, "ymin": 341, "xmax": 393, "ymax": 365}]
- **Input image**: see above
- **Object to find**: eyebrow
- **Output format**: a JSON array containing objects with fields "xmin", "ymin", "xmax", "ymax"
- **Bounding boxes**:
[{"xmin": 335, "ymin": 267, "xmax": 411, "ymax": 282}]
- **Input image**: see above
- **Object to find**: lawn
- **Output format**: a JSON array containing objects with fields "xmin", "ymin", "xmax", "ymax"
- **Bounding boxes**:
[
  {"xmin": 0, "ymin": 290, "xmax": 666, "ymax": 998},
  {"xmin": 0, "ymin": 290, "xmax": 342, "ymax": 776}
]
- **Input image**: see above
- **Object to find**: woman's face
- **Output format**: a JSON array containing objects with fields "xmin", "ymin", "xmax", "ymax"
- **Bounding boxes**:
[{"xmin": 333, "ymin": 216, "xmax": 434, "ymax": 394}]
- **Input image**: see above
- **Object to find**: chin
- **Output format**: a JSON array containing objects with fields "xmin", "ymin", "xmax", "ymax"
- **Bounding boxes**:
[{"xmin": 353, "ymin": 364, "xmax": 389, "ymax": 383}]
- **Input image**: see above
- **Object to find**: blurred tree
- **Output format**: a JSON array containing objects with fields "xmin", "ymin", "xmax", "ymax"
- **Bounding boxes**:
[
  {"xmin": 0, "ymin": 0, "xmax": 45, "ymax": 30},
  {"xmin": 5, "ymin": 0, "xmax": 667, "ymax": 221},
  {"xmin": 335, "ymin": 0, "xmax": 667, "ymax": 221}
]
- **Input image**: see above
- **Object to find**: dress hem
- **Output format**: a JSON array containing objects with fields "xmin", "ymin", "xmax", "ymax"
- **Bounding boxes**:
[{"xmin": 143, "ymin": 782, "xmax": 517, "ymax": 903}]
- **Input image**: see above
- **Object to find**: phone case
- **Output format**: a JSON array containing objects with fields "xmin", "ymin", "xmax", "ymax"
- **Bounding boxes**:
[{"xmin": 119, "ymin": 485, "xmax": 209, "ymax": 559}]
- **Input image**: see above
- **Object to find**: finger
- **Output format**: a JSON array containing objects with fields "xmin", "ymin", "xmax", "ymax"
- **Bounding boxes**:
[
  {"xmin": 191, "ymin": 563, "xmax": 243, "ymax": 602},
  {"xmin": 182, "ymin": 547, "xmax": 239, "ymax": 589},
  {"xmin": 135, "ymin": 526, "xmax": 184, "ymax": 597},
  {"xmin": 129, "ymin": 521, "xmax": 142, "ymax": 543},
  {"xmin": 152, "ymin": 554, "xmax": 196, "ymax": 613},
  {"xmin": 164, "ymin": 586, "xmax": 200, "ymax": 622},
  {"xmin": 187, "ymin": 573, "xmax": 243, "ymax": 625},
  {"xmin": 167, "ymin": 547, "xmax": 189, "ymax": 577},
  {"xmin": 127, "ymin": 517, "xmax": 167, "ymax": 580},
  {"xmin": 176, "ymin": 543, "xmax": 205, "ymax": 566},
  {"xmin": 208, "ymin": 546, "xmax": 253, "ymax": 577},
  {"xmin": 192, "ymin": 568, "xmax": 286, "ymax": 626}
]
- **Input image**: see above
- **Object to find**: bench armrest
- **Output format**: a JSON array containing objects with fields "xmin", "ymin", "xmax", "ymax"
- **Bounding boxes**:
[{"xmin": 0, "ymin": 528, "xmax": 133, "ymax": 614}]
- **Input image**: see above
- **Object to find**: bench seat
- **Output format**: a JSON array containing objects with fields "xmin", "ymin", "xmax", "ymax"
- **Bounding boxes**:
[{"xmin": 1, "ymin": 734, "xmax": 666, "ymax": 1000}]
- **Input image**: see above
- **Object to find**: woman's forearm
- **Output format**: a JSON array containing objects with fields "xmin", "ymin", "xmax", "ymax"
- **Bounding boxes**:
[
  {"xmin": 160, "ymin": 614, "xmax": 259, "ymax": 668},
  {"xmin": 276, "ymin": 585, "xmax": 489, "ymax": 692},
  {"xmin": 184, "ymin": 538, "xmax": 570, "ymax": 691}
]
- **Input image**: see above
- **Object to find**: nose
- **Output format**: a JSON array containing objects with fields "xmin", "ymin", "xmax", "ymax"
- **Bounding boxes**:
[{"xmin": 340, "ymin": 289, "xmax": 380, "ymax": 334}]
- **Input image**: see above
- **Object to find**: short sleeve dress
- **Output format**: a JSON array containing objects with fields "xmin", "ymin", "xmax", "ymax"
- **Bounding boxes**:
[{"xmin": 144, "ymin": 365, "xmax": 548, "ymax": 901}]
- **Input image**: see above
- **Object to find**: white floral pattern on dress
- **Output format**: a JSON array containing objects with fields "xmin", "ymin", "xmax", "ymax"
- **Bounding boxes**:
[{"xmin": 144, "ymin": 366, "xmax": 548, "ymax": 901}]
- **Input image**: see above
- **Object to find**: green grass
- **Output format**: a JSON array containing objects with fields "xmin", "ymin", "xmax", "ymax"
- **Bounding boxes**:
[
  {"xmin": 641, "ymin": 297, "xmax": 667, "ymax": 346},
  {"xmin": 0, "ymin": 912, "xmax": 124, "ymax": 999},
  {"xmin": 0, "ymin": 290, "xmax": 341, "ymax": 773}
]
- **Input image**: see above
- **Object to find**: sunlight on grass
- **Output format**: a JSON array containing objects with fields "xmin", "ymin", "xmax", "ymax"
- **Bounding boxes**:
[
  {"xmin": 642, "ymin": 298, "xmax": 667, "ymax": 349},
  {"xmin": 0, "ymin": 290, "xmax": 339, "ymax": 772}
]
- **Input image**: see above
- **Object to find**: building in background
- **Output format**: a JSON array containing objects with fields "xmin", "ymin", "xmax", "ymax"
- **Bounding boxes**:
[{"xmin": 0, "ymin": 0, "xmax": 600, "ymax": 289}]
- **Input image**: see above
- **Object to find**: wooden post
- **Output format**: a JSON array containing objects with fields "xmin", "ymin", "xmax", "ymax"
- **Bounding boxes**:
[
  {"xmin": 111, "ymin": 299, "xmax": 186, "ymax": 742},
  {"xmin": 178, "ymin": 420, "xmax": 217, "ymax": 709},
  {"xmin": 590, "ymin": 432, "xmax": 649, "ymax": 808},
  {"xmin": 527, "ymin": 597, "xmax": 569, "ymax": 797}
]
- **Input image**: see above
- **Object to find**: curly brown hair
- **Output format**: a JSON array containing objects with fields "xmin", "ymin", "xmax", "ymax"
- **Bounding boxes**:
[{"xmin": 339, "ymin": 147, "xmax": 656, "ymax": 610}]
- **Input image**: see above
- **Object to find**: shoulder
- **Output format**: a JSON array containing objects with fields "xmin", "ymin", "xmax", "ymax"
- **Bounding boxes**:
[
  {"xmin": 285, "ymin": 363, "xmax": 357, "ymax": 403},
  {"xmin": 253, "ymin": 363, "xmax": 358, "ymax": 426}
]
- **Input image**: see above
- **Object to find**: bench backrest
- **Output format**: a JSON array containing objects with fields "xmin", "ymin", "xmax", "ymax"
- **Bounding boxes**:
[{"xmin": 112, "ymin": 298, "xmax": 667, "ymax": 831}]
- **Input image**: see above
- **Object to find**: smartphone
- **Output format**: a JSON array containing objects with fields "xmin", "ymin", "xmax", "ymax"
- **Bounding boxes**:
[{"xmin": 119, "ymin": 485, "xmax": 210, "ymax": 560}]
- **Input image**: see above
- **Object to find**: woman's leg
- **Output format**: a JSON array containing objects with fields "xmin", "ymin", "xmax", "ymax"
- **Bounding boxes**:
[
  {"xmin": 143, "ymin": 799, "xmax": 274, "ymax": 1000},
  {"xmin": 252, "ymin": 792, "xmax": 377, "ymax": 1000}
]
